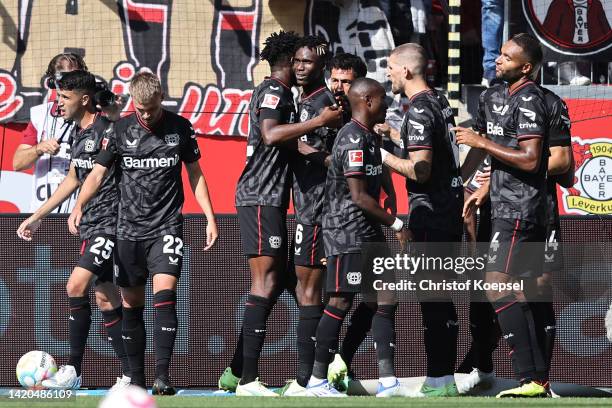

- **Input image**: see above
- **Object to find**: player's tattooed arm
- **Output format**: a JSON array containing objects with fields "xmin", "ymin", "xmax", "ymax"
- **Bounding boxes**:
[
  {"xmin": 67, "ymin": 163, "xmax": 109, "ymax": 235},
  {"xmin": 17, "ymin": 164, "xmax": 81, "ymax": 241},
  {"xmin": 185, "ymin": 161, "xmax": 218, "ymax": 250},
  {"xmin": 380, "ymin": 148, "xmax": 432, "ymax": 183},
  {"xmin": 454, "ymin": 126, "xmax": 543, "ymax": 173},
  {"xmin": 261, "ymin": 106, "xmax": 343, "ymax": 146}
]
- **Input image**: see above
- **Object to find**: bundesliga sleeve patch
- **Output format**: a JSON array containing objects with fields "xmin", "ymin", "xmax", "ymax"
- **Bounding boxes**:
[
  {"xmin": 261, "ymin": 94, "xmax": 280, "ymax": 110},
  {"xmin": 101, "ymin": 137, "xmax": 109, "ymax": 150},
  {"xmin": 348, "ymin": 149, "xmax": 364, "ymax": 167}
]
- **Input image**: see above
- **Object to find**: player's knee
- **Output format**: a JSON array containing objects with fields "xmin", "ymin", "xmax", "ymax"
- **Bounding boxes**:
[
  {"xmin": 250, "ymin": 274, "xmax": 280, "ymax": 298},
  {"xmin": 296, "ymin": 287, "xmax": 321, "ymax": 306},
  {"xmin": 121, "ymin": 288, "xmax": 145, "ymax": 308},
  {"xmin": 94, "ymin": 292, "xmax": 114, "ymax": 311},
  {"xmin": 537, "ymin": 273, "xmax": 553, "ymax": 297},
  {"xmin": 65, "ymin": 278, "xmax": 88, "ymax": 297},
  {"xmin": 328, "ymin": 294, "xmax": 353, "ymax": 311}
]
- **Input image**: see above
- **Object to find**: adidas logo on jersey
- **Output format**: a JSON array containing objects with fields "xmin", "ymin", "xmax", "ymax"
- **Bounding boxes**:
[
  {"xmin": 486, "ymin": 122, "xmax": 504, "ymax": 136},
  {"xmin": 123, "ymin": 154, "xmax": 179, "ymax": 168},
  {"xmin": 72, "ymin": 157, "xmax": 95, "ymax": 169}
]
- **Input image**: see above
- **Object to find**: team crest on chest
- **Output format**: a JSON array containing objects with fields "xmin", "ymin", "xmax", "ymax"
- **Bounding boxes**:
[
  {"xmin": 84, "ymin": 139, "xmax": 95, "ymax": 152},
  {"xmin": 165, "ymin": 134, "xmax": 180, "ymax": 146},
  {"xmin": 300, "ymin": 109, "xmax": 309, "ymax": 122}
]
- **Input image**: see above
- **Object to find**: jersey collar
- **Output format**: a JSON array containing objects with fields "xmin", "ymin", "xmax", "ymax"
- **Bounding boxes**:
[
  {"xmin": 268, "ymin": 76, "xmax": 291, "ymax": 90},
  {"xmin": 508, "ymin": 79, "xmax": 534, "ymax": 96},
  {"xmin": 351, "ymin": 118, "xmax": 372, "ymax": 132},
  {"xmin": 301, "ymin": 85, "xmax": 327, "ymax": 101},
  {"xmin": 136, "ymin": 110, "xmax": 165, "ymax": 133},
  {"xmin": 409, "ymin": 88, "xmax": 433, "ymax": 102},
  {"xmin": 77, "ymin": 112, "xmax": 100, "ymax": 136}
]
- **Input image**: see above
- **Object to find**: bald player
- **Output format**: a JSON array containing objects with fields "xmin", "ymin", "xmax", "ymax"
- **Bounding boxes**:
[
  {"xmin": 305, "ymin": 78, "xmax": 409, "ymax": 397},
  {"xmin": 382, "ymin": 43, "xmax": 464, "ymax": 397}
]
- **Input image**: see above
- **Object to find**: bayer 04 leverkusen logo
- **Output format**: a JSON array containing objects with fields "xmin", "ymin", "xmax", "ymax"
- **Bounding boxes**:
[
  {"xmin": 522, "ymin": 0, "xmax": 612, "ymax": 56},
  {"xmin": 561, "ymin": 137, "xmax": 612, "ymax": 215}
]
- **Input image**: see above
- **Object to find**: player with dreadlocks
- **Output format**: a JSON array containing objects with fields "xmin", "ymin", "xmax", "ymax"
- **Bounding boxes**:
[
  {"xmin": 229, "ymin": 31, "xmax": 343, "ymax": 397},
  {"xmin": 278, "ymin": 35, "xmax": 341, "ymax": 396}
]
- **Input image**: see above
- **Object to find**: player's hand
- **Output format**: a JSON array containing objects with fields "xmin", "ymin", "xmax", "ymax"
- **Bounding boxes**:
[
  {"xmin": 319, "ymin": 106, "xmax": 344, "ymax": 129},
  {"xmin": 35, "ymin": 139, "xmax": 60, "ymax": 156},
  {"xmin": 297, "ymin": 140, "xmax": 318, "ymax": 156},
  {"xmin": 16, "ymin": 216, "xmax": 42, "ymax": 241},
  {"xmin": 384, "ymin": 195, "xmax": 397, "ymax": 216},
  {"xmin": 374, "ymin": 123, "xmax": 391, "ymax": 138},
  {"xmin": 395, "ymin": 227, "xmax": 412, "ymax": 251},
  {"xmin": 463, "ymin": 188, "xmax": 489, "ymax": 218},
  {"xmin": 320, "ymin": 257, "xmax": 327, "ymax": 266},
  {"xmin": 204, "ymin": 218, "xmax": 218, "ymax": 250},
  {"xmin": 453, "ymin": 127, "xmax": 485, "ymax": 149},
  {"xmin": 475, "ymin": 166, "xmax": 491, "ymax": 185},
  {"xmin": 67, "ymin": 206, "xmax": 82, "ymax": 236},
  {"xmin": 98, "ymin": 94, "xmax": 127, "ymax": 122}
]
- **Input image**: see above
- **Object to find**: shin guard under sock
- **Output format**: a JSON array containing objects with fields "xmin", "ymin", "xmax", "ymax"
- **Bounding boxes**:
[
  {"xmin": 341, "ymin": 302, "xmax": 375, "ymax": 369},
  {"xmin": 372, "ymin": 304, "xmax": 397, "ymax": 378},
  {"xmin": 122, "ymin": 306, "xmax": 146, "ymax": 387},
  {"xmin": 153, "ymin": 290, "xmax": 177, "ymax": 380},
  {"xmin": 494, "ymin": 296, "xmax": 544, "ymax": 381},
  {"xmin": 296, "ymin": 305, "xmax": 323, "ymax": 387},
  {"xmin": 312, "ymin": 305, "xmax": 348, "ymax": 379},
  {"xmin": 240, "ymin": 294, "xmax": 274, "ymax": 384},
  {"xmin": 68, "ymin": 296, "xmax": 91, "ymax": 376},
  {"xmin": 102, "ymin": 307, "xmax": 130, "ymax": 377},
  {"xmin": 420, "ymin": 301, "xmax": 459, "ymax": 377}
]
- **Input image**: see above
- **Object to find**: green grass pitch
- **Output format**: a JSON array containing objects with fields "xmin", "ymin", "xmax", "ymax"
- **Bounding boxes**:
[{"xmin": 3, "ymin": 396, "xmax": 611, "ymax": 408}]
